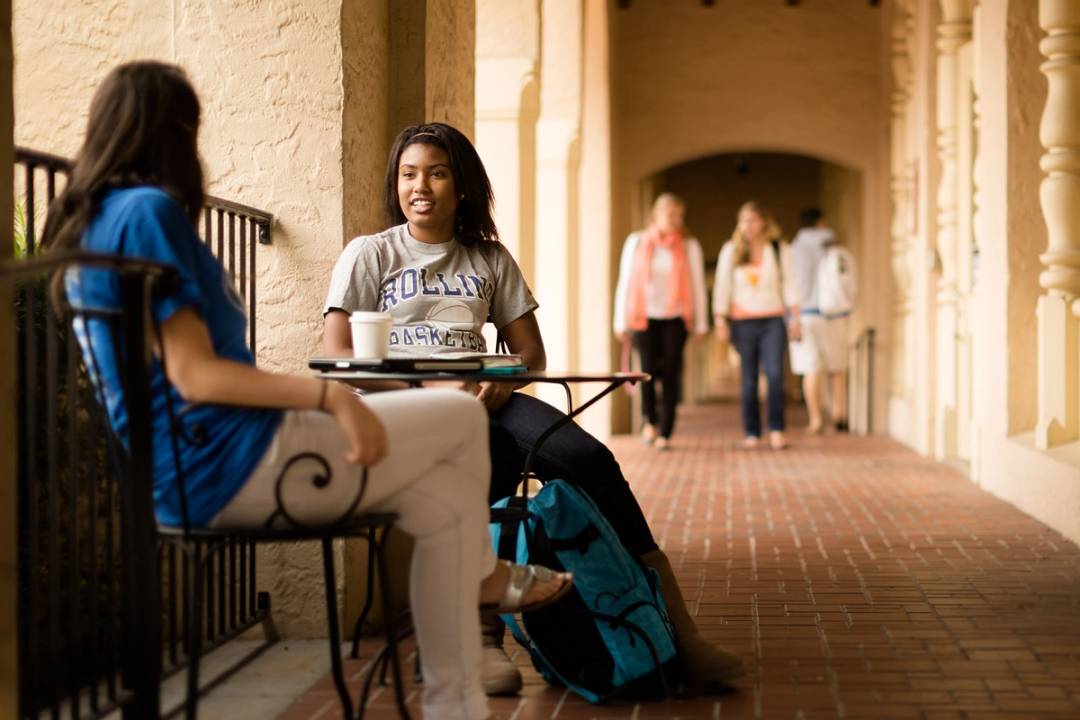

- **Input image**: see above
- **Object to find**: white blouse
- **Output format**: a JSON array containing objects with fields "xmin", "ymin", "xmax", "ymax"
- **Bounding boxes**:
[{"xmin": 712, "ymin": 240, "xmax": 799, "ymax": 319}]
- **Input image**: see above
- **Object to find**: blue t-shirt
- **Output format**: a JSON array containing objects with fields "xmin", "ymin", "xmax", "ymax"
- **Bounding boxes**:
[{"xmin": 66, "ymin": 186, "xmax": 282, "ymax": 526}]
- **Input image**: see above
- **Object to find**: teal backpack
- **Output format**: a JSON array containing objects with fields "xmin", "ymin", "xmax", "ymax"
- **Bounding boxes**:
[{"xmin": 489, "ymin": 480, "xmax": 677, "ymax": 702}]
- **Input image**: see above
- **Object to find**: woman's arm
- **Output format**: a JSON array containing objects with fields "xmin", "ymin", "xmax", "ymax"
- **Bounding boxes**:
[
  {"xmin": 686, "ymin": 238, "xmax": 709, "ymax": 335},
  {"xmin": 476, "ymin": 311, "xmax": 546, "ymax": 412},
  {"xmin": 712, "ymin": 243, "xmax": 734, "ymax": 341},
  {"xmin": 778, "ymin": 243, "xmax": 802, "ymax": 340},
  {"xmin": 612, "ymin": 233, "xmax": 639, "ymax": 340},
  {"xmin": 501, "ymin": 311, "xmax": 546, "ymax": 370},
  {"xmin": 162, "ymin": 307, "xmax": 388, "ymax": 464}
]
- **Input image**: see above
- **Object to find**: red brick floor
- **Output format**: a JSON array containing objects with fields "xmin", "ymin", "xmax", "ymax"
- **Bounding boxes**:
[{"xmin": 278, "ymin": 402, "xmax": 1080, "ymax": 719}]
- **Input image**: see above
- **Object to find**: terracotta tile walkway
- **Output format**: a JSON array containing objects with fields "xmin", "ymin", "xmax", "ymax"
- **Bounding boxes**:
[{"xmin": 279, "ymin": 403, "xmax": 1080, "ymax": 719}]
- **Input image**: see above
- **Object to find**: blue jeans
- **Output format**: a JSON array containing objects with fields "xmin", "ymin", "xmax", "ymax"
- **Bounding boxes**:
[
  {"xmin": 487, "ymin": 393, "xmax": 659, "ymax": 557},
  {"xmin": 731, "ymin": 316, "xmax": 787, "ymax": 437}
]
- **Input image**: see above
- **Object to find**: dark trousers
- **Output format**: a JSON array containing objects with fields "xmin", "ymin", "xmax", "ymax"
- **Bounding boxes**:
[
  {"xmin": 632, "ymin": 318, "xmax": 689, "ymax": 439},
  {"xmin": 731, "ymin": 316, "xmax": 787, "ymax": 437},
  {"xmin": 487, "ymin": 393, "xmax": 658, "ymax": 557}
]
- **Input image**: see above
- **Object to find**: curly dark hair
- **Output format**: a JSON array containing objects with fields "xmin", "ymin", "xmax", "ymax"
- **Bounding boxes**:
[{"xmin": 383, "ymin": 123, "xmax": 498, "ymax": 246}]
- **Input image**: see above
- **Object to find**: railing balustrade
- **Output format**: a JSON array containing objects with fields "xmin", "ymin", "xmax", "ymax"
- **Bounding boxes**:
[
  {"xmin": 849, "ymin": 326, "xmax": 876, "ymax": 436},
  {"xmin": 13, "ymin": 147, "xmax": 276, "ymax": 719}
]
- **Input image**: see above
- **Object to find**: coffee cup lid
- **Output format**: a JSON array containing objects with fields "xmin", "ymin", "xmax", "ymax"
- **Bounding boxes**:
[{"xmin": 350, "ymin": 311, "xmax": 391, "ymax": 322}]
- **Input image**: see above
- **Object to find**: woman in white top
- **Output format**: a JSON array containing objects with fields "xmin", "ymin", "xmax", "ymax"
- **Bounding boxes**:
[
  {"xmin": 614, "ymin": 193, "xmax": 708, "ymax": 450},
  {"xmin": 713, "ymin": 201, "xmax": 802, "ymax": 449}
]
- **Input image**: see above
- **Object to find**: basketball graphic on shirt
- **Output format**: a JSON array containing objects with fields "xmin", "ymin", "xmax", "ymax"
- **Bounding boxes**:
[{"xmin": 425, "ymin": 298, "xmax": 477, "ymax": 332}]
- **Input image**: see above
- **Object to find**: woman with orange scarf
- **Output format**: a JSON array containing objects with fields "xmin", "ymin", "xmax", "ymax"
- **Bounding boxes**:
[{"xmin": 614, "ymin": 193, "xmax": 708, "ymax": 450}]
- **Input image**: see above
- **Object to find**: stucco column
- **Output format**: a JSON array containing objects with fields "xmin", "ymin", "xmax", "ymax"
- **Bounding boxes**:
[
  {"xmin": 1035, "ymin": 0, "xmax": 1080, "ymax": 448},
  {"xmin": 934, "ymin": 0, "xmax": 973, "ymax": 459},
  {"xmin": 533, "ymin": 0, "xmax": 582, "ymax": 408},
  {"xmin": 476, "ymin": 60, "xmax": 538, "ymax": 282},
  {"xmin": 534, "ymin": 118, "xmax": 580, "ymax": 405}
]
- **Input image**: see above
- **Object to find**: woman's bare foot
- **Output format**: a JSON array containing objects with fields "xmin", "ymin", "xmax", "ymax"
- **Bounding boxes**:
[
  {"xmin": 741, "ymin": 436, "xmax": 760, "ymax": 449},
  {"xmin": 479, "ymin": 561, "xmax": 572, "ymax": 612},
  {"xmin": 641, "ymin": 424, "xmax": 658, "ymax": 445},
  {"xmin": 655, "ymin": 436, "xmax": 671, "ymax": 452},
  {"xmin": 768, "ymin": 431, "xmax": 788, "ymax": 450}
]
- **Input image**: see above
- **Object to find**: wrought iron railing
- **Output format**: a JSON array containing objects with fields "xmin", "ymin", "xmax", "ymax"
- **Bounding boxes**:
[
  {"xmin": 13, "ymin": 148, "xmax": 276, "ymax": 719},
  {"xmin": 14, "ymin": 147, "xmax": 272, "ymax": 353},
  {"xmin": 9, "ymin": 252, "xmax": 171, "ymax": 718},
  {"xmin": 849, "ymin": 326, "xmax": 876, "ymax": 435}
]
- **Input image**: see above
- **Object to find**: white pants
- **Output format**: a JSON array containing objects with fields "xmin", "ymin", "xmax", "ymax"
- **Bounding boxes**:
[{"xmin": 211, "ymin": 389, "xmax": 495, "ymax": 720}]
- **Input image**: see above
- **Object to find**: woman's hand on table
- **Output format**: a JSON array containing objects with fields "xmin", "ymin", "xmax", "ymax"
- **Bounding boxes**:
[
  {"xmin": 477, "ymin": 381, "xmax": 514, "ymax": 413},
  {"xmin": 324, "ymin": 382, "xmax": 389, "ymax": 466}
]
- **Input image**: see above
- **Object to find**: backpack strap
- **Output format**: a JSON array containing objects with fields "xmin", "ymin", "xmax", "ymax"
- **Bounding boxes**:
[
  {"xmin": 547, "ymin": 524, "xmax": 601, "ymax": 554},
  {"xmin": 497, "ymin": 496, "xmax": 528, "ymax": 561}
]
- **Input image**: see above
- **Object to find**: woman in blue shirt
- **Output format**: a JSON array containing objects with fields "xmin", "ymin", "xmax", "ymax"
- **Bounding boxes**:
[{"xmin": 44, "ymin": 61, "xmax": 569, "ymax": 720}]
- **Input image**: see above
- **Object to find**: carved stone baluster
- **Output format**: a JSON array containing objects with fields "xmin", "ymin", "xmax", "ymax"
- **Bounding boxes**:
[
  {"xmin": 1036, "ymin": 0, "xmax": 1080, "ymax": 448},
  {"xmin": 891, "ymin": 0, "xmax": 915, "ymax": 399},
  {"xmin": 934, "ymin": 0, "xmax": 974, "ymax": 458}
]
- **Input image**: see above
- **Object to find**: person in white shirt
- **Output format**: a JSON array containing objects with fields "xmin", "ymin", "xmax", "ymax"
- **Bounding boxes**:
[
  {"xmin": 613, "ymin": 193, "xmax": 709, "ymax": 450},
  {"xmin": 713, "ymin": 201, "xmax": 802, "ymax": 450},
  {"xmin": 789, "ymin": 207, "xmax": 850, "ymax": 433}
]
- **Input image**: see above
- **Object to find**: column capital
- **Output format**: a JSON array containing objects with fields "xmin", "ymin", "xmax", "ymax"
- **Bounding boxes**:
[{"xmin": 937, "ymin": 0, "xmax": 973, "ymax": 54}]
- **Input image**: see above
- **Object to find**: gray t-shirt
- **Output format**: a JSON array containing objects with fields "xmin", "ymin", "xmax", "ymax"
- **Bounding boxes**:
[
  {"xmin": 324, "ymin": 223, "xmax": 538, "ymax": 356},
  {"xmin": 790, "ymin": 226, "xmax": 835, "ymax": 311}
]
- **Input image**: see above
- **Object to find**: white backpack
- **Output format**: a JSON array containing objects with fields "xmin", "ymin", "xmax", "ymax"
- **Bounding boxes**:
[{"xmin": 816, "ymin": 245, "xmax": 857, "ymax": 317}]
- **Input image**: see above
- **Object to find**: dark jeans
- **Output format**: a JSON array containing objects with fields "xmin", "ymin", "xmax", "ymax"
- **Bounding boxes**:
[
  {"xmin": 731, "ymin": 316, "xmax": 787, "ymax": 437},
  {"xmin": 632, "ymin": 318, "xmax": 688, "ymax": 439},
  {"xmin": 487, "ymin": 393, "xmax": 658, "ymax": 557}
]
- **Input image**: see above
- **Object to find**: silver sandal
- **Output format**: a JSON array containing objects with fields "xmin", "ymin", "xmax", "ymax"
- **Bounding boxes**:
[{"xmin": 481, "ymin": 562, "xmax": 573, "ymax": 614}]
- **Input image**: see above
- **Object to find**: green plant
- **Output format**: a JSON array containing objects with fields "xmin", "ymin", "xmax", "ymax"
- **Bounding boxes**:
[{"xmin": 14, "ymin": 201, "xmax": 28, "ymax": 257}]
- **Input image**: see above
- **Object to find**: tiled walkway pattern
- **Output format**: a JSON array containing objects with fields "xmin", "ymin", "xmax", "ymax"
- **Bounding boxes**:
[{"xmin": 280, "ymin": 403, "xmax": 1080, "ymax": 719}]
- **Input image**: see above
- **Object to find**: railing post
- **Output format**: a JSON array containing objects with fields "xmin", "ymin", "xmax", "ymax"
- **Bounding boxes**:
[
  {"xmin": 119, "ymin": 273, "xmax": 162, "ymax": 719},
  {"xmin": 1036, "ymin": 0, "xmax": 1080, "ymax": 449}
]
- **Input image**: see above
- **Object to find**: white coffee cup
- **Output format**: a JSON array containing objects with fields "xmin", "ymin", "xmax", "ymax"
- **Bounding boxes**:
[{"xmin": 349, "ymin": 311, "xmax": 393, "ymax": 359}]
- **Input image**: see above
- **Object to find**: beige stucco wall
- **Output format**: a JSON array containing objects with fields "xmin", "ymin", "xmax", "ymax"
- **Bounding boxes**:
[
  {"xmin": 1, "ymin": 0, "xmax": 16, "ymax": 711},
  {"xmin": 343, "ymin": 0, "xmax": 390, "ymax": 239},
  {"xmin": 13, "ymin": 0, "xmax": 170, "ymax": 156}
]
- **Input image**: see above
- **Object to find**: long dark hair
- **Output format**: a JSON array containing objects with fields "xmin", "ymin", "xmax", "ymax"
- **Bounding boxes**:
[
  {"xmin": 383, "ymin": 123, "xmax": 498, "ymax": 246},
  {"xmin": 43, "ymin": 61, "xmax": 205, "ymax": 261}
]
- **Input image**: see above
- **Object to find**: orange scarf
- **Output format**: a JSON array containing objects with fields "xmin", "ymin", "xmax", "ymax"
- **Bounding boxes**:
[{"xmin": 625, "ymin": 226, "xmax": 693, "ymax": 332}]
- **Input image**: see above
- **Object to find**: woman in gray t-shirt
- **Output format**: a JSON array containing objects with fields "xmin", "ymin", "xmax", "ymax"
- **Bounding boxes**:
[{"xmin": 323, "ymin": 123, "xmax": 744, "ymax": 695}]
